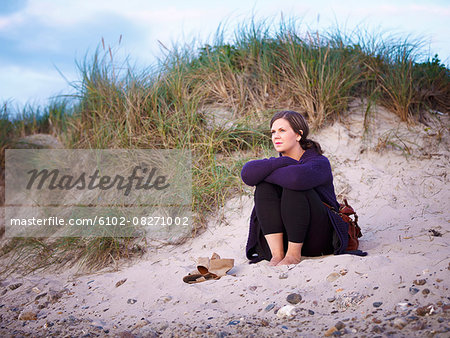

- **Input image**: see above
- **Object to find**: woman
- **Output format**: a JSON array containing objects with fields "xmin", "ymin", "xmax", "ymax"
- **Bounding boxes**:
[{"xmin": 241, "ymin": 110, "xmax": 350, "ymax": 266}]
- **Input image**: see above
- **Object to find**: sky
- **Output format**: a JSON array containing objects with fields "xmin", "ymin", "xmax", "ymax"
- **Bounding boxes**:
[{"xmin": 1, "ymin": 0, "xmax": 449, "ymax": 111}]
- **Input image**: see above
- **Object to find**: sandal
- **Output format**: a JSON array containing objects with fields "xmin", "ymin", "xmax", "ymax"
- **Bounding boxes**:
[
  {"xmin": 183, "ymin": 252, "xmax": 234, "ymax": 284},
  {"xmin": 182, "ymin": 272, "xmax": 220, "ymax": 284}
]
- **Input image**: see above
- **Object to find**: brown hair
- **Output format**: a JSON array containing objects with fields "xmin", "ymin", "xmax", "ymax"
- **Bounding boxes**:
[{"xmin": 270, "ymin": 110, "xmax": 323, "ymax": 155}]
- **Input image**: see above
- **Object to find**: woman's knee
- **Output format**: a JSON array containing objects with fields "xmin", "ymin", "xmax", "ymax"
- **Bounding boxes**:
[{"xmin": 255, "ymin": 181, "xmax": 281, "ymax": 198}]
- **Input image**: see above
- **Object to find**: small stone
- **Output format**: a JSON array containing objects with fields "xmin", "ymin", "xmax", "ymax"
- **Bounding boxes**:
[
  {"xmin": 327, "ymin": 273, "xmax": 340, "ymax": 282},
  {"xmin": 416, "ymin": 304, "xmax": 436, "ymax": 316},
  {"xmin": 265, "ymin": 303, "xmax": 275, "ymax": 312},
  {"xmin": 32, "ymin": 287, "xmax": 41, "ymax": 294},
  {"xmin": 327, "ymin": 297, "xmax": 336, "ymax": 303},
  {"xmin": 260, "ymin": 320, "xmax": 269, "ymax": 327},
  {"xmin": 47, "ymin": 289, "xmax": 63, "ymax": 303},
  {"xmin": 409, "ymin": 287, "xmax": 420, "ymax": 295},
  {"xmin": 115, "ymin": 279, "xmax": 127, "ymax": 288},
  {"xmin": 372, "ymin": 325, "xmax": 383, "ymax": 333},
  {"xmin": 373, "ymin": 302, "xmax": 383, "ymax": 308},
  {"xmin": 339, "ymin": 269, "xmax": 348, "ymax": 276},
  {"xmin": 286, "ymin": 293, "xmax": 302, "ymax": 305},
  {"xmin": 324, "ymin": 326, "xmax": 338, "ymax": 336},
  {"xmin": 335, "ymin": 321, "xmax": 345, "ymax": 330},
  {"xmin": 308, "ymin": 309, "xmax": 315, "ymax": 315},
  {"xmin": 249, "ymin": 286, "xmax": 257, "ymax": 291},
  {"xmin": 276, "ymin": 305, "xmax": 296, "ymax": 319},
  {"xmin": 127, "ymin": 298, "xmax": 137, "ymax": 304},
  {"xmin": 18, "ymin": 311, "xmax": 37, "ymax": 321},
  {"xmin": 160, "ymin": 296, "xmax": 172, "ymax": 303},
  {"xmin": 372, "ymin": 318, "xmax": 382, "ymax": 324},
  {"xmin": 422, "ymin": 288, "xmax": 430, "ymax": 295},
  {"xmin": 406, "ymin": 315, "xmax": 419, "ymax": 322},
  {"xmin": 35, "ymin": 292, "xmax": 48, "ymax": 301},
  {"xmin": 392, "ymin": 317, "xmax": 408, "ymax": 329},
  {"xmin": 118, "ymin": 331, "xmax": 134, "ymax": 338},
  {"xmin": 9, "ymin": 283, "xmax": 23, "ymax": 290},
  {"xmin": 413, "ymin": 279, "xmax": 426, "ymax": 286},
  {"xmin": 397, "ymin": 302, "xmax": 409, "ymax": 311},
  {"xmin": 227, "ymin": 320, "xmax": 240, "ymax": 326},
  {"xmin": 194, "ymin": 327, "xmax": 205, "ymax": 334},
  {"xmin": 211, "ymin": 299, "xmax": 218, "ymax": 303},
  {"xmin": 1, "ymin": 289, "xmax": 7, "ymax": 296},
  {"xmin": 279, "ymin": 273, "xmax": 288, "ymax": 279}
]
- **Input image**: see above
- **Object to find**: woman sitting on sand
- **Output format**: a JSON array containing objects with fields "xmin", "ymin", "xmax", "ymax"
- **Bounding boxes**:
[{"xmin": 241, "ymin": 110, "xmax": 351, "ymax": 266}]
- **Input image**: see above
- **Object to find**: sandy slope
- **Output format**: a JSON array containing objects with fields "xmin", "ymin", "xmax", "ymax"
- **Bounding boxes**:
[{"xmin": 0, "ymin": 107, "xmax": 449, "ymax": 337}]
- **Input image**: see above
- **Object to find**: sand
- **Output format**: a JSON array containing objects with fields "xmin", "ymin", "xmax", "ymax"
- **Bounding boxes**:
[{"xmin": 0, "ymin": 106, "xmax": 449, "ymax": 337}]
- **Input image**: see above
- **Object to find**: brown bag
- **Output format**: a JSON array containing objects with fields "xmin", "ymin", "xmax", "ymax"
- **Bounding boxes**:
[{"xmin": 324, "ymin": 199, "xmax": 363, "ymax": 251}]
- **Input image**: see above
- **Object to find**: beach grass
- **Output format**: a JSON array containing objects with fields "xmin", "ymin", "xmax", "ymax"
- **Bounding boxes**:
[{"xmin": 1, "ymin": 16, "xmax": 448, "ymax": 273}]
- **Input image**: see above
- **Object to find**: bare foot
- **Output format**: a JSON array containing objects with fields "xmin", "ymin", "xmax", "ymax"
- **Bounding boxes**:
[
  {"xmin": 268, "ymin": 256, "xmax": 284, "ymax": 266},
  {"xmin": 276, "ymin": 255, "xmax": 301, "ymax": 266}
]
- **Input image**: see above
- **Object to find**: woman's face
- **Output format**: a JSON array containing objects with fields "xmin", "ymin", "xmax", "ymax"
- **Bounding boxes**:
[{"xmin": 271, "ymin": 118, "xmax": 302, "ymax": 155}]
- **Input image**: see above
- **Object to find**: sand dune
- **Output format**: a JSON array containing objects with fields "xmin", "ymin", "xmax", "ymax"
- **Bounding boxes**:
[{"xmin": 0, "ymin": 107, "xmax": 449, "ymax": 337}]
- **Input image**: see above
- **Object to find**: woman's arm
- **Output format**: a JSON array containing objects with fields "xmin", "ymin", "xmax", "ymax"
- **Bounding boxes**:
[
  {"xmin": 264, "ymin": 158, "xmax": 332, "ymax": 190},
  {"xmin": 241, "ymin": 156, "xmax": 298, "ymax": 186}
]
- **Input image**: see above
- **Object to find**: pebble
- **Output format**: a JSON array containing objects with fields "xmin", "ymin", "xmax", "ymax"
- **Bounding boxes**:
[
  {"xmin": 32, "ymin": 287, "xmax": 41, "ymax": 294},
  {"xmin": 9, "ymin": 283, "xmax": 23, "ymax": 290},
  {"xmin": 308, "ymin": 310, "xmax": 314, "ymax": 315},
  {"xmin": 47, "ymin": 289, "xmax": 63, "ymax": 303},
  {"xmin": 324, "ymin": 326, "xmax": 338, "ymax": 336},
  {"xmin": 327, "ymin": 297, "xmax": 336, "ymax": 303},
  {"xmin": 373, "ymin": 302, "xmax": 383, "ymax": 308},
  {"xmin": 276, "ymin": 305, "xmax": 296, "ymax": 319},
  {"xmin": 248, "ymin": 286, "xmax": 257, "ymax": 291},
  {"xmin": 413, "ymin": 279, "xmax": 426, "ymax": 286},
  {"xmin": 372, "ymin": 325, "xmax": 383, "ymax": 333},
  {"xmin": 194, "ymin": 327, "xmax": 205, "ymax": 334},
  {"xmin": 227, "ymin": 320, "xmax": 240, "ymax": 326},
  {"xmin": 279, "ymin": 273, "xmax": 288, "ymax": 279},
  {"xmin": 1, "ymin": 289, "xmax": 7, "ymax": 296},
  {"xmin": 127, "ymin": 299, "xmax": 137, "ymax": 304},
  {"xmin": 264, "ymin": 303, "xmax": 275, "ymax": 312},
  {"xmin": 409, "ymin": 287, "xmax": 420, "ymax": 295},
  {"xmin": 416, "ymin": 304, "xmax": 436, "ymax": 316},
  {"xmin": 406, "ymin": 315, "xmax": 419, "ymax": 322},
  {"xmin": 160, "ymin": 296, "xmax": 172, "ymax": 303},
  {"xmin": 422, "ymin": 288, "xmax": 430, "ymax": 295},
  {"xmin": 35, "ymin": 292, "xmax": 48, "ymax": 301},
  {"xmin": 326, "ymin": 273, "xmax": 340, "ymax": 282},
  {"xmin": 392, "ymin": 317, "xmax": 408, "ymax": 329},
  {"xmin": 286, "ymin": 293, "xmax": 302, "ymax": 305},
  {"xmin": 18, "ymin": 311, "xmax": 37, "ymax": 321},
  {"xmin": 211, "ymin": 299, "xmax": 218, "ymax": 303},
  {"xmin": 115, "ymin": 279, "xmax": 127, "ymax": 288},
  {"xmin": 335, "ymin": 321, "xmax": 345, "ymax": 330}
]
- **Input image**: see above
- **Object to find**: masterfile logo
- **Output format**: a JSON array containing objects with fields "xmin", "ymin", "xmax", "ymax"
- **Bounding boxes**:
[{"xmin": 5, "ymin": 149, "xmax": 192, "ymax": 238}]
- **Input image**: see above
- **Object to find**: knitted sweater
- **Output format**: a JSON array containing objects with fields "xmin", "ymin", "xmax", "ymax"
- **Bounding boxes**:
[{"xmin": 241, "ymin": 148, "xmax": 352, "ymax": 263}]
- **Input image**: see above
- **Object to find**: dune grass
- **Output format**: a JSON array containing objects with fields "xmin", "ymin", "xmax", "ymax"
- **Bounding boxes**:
[{"xmin": 1, "ymin": 16, "xmax": 448, "ymax": 274}]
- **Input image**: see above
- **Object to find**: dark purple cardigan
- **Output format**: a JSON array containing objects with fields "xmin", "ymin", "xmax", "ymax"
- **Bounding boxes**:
[{"xmin": 241, "ymin": 148, "xmax": 362, "ymax": 263}]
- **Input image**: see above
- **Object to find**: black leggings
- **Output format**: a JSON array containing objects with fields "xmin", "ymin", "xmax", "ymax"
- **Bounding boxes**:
[{"xmin": 254, "ymin": 181, "xmax": 334, "ymax": 256}]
